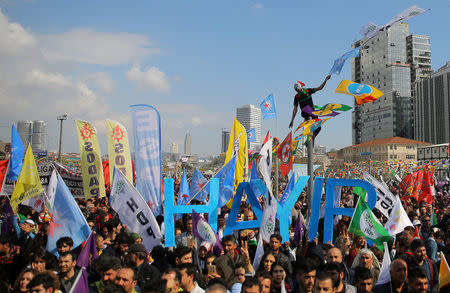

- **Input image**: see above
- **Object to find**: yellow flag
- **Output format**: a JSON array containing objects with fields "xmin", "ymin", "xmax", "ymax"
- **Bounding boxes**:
[
  {"xmin": 10, "ymin": 144, "xmax": 44, "ymax": 213},
  {"xmin": 76, "ymin": 120, "xmax": 106, "ymax": 199},
  {"xmin": 106, "ymin": 120, "xmax": 133, "ymax": 184},
  {"xmin": 335, "ymin": 80, "xmax": 384, "ymax": 105},
  {"xmin": 440, "ymin": 252, "xmax": 450, "ymax": 292},
  {"xmin": 224, "ymin": 119, "xmax": 249, "ymax": 206}
]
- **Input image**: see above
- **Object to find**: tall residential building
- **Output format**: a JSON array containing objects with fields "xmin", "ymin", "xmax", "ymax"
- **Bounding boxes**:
[
  {"xmin": 31, "ymin": 120, "xmax": 46, "ymax": 150},
  {"xmin": 17, "ymin": 120, "xmax": 33, "ymax": 147},
  {"xmin": 184, "ymin": 133, "xmax": 192, "ymax": 155},
  {"xmin": 406, "ymin": 34, "xmax": 432, "ymax": 85},
  {"xmin": 352, "ymin": 23, "xmax": 430, "ymax": 145},
  {"xmin": 236, "ymin": 104, "xmax": 262, "ymax": 150},
  {"xmin": 414, "ymin": 62, "xmax": 450, "ymax": 144},
  {"xmin": 221, "ymin": 129, "xmax": 230, "ymax": 153},
  {"xmin": 170, "ymin": 142, "xmax": 178, "ymax": 154}
]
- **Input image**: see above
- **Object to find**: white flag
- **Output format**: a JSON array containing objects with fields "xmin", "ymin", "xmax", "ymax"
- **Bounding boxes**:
[
  {"xmin": 260, "ymin": 192, "xmax": 278, "ymax": 242},
  {"xmin": 252, "ymin": 233, "xmax": 264, "ymax": 271},
  {"xmin": 384, "ymin": 196, "xmax": 413, "ymax": 236},
  {"xmin": 385, "ymin": 6, "xmax": 427, "ymax": 29},
  {"xmin": 110, "ymin": 167, "xmax": 162, "ymax": 251},
  {"xmin": 363, "ymin": 172, "xmax": 395, "ymax": 218},
  {"xmin": 258, "ymin": 139, "xmax": 273, "ymax": 192},
  {"xmin": 376, "ymin": 242, "xmax": 391, "ymax": 285},
  {"xmin": 45, "ymin": 170, "xmax": 57, "ymax": 211}
]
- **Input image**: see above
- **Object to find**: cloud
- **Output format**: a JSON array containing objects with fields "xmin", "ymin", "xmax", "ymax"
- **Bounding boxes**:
[
  {"xmin": 126, "ymin": 65, "xmax": 171, "ymax": 93},
  {"xmin": 252, "ymin": 3, "xmax": 263, "ymax": 9},
  {"xmin": 85, "ymin": 72, "xmax": 115, "ymax": 94},
  {"xmin": 0, "ymin": 8, "xmax": 36, "ymax": 56},
  {"xmin": 39, "ymin": 28, "xmax": 162, "ymax": 65}
]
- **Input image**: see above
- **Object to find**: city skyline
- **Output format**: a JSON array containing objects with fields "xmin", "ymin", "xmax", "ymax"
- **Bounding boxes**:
[{"xmin": 0, "ymin": 1, "xmax": 449, "ymax": 156}]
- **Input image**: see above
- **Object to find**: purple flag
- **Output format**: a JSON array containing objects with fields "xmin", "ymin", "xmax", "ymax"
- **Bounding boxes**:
[
  {"xmin": 1, "ymin": 196, "xmax": 13, "ymax": 236},
  {"xmin": 69, "ymin": 267, "xmax": 88, "ymax": 293},
  {"xmin": 293, "ymin": 216, "xmax": 304, "ymax": 245},
  {"xmin": 192, "ymin": 211, "xmax": 223, "ymax": 253},
  {"xmin": 77, "ymin": 232, "xmax": 98, "ymax": 268},
  {"xmin": 301, "ymin": 105, "xmax": 340, "ymax": 118}
]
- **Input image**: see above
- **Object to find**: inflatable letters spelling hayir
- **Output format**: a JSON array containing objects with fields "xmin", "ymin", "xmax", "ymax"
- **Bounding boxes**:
[{"xmin": 163, "ymin": 177, "xmax": 377, "ymax": 246}]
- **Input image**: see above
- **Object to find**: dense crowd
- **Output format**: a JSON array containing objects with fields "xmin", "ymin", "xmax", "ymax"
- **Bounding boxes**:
[{"xmin": 0, "ymin": 176, "xmax": 448, "ymax": 293}]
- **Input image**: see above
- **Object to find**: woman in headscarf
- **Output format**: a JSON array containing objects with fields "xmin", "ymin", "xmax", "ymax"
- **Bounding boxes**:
[{"xmin": 351, "ymin": 248, "xmax": 381, "ymax": 284}]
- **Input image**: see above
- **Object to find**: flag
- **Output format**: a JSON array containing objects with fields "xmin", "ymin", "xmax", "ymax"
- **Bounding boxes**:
[
  {"xmin": 431, "ymin": 209, "xmax": 437, "ymax": 226},
  {"xmin": 363, "ymin": 172, "xmax": 396, "ymax": 218},
  {"xmin": 106, "ymin": 120, "xmax": 133, "ymax": 185},
  {"xmin": 45, "ymin": 170, "xmax": 57, "ymax": 211},
  {"xmin": 390, "ymin": 170, "xmax": 402, "ymax": 182},
  {"xmin": 276, "ymin": 132, "xmax": 293, "ymax": 177},
  {"xmin": 439, "ymin": 252, "xmax": 450, "ymax": 292},
  {"xmin": 384, "ymin": 196, "xmax": 413, "ymax": 236},
  {"xmin": 258, "ymin": 139, "xmax": 273, "ymax": 191},
  {"xmin": 413, "ymin": 227, "xmax": 421, "ymax": 240},
  {"xmin": 75, "ymin": 120, "xmax": 106, "ymax": 199},
  {"xmin": 295, "ymin": 118, "xmax": 330, "ymax": 139},
  {"xmin": 301, "ymin": 103, "xmax": 352, "ymax": 118},
  {"xmin": 335, "ymin": 80, "xmax": 384, "ymax": 105},
  {"xmin": 192, "ymin": 211, "xmax": 223, "ymax": 253},
  {"xmin": 9, "ymin": 125, "xmax": 24, "ymax": 181},
  {"xmin": 263, "ymin": 131, "xmax": 270, "ymax": 144},
  {"xmin": 418, "ymin": 165, "xmax": 434, "ymax": 205},
  {"xmin": 260, "ymin": 192, "xmax": 278, "ymax": 242},
  {"xmin": 0, "ymin": 160, "xmax": 8, "ymax": 193},
  {"xmin": 348, "ymin": 196, "xmax": 392, "ymax": 250},
  {"xmin": 385, "ymin": 6, "xmax": 427, "ymax": 30},
  {"xmin": 1, "ymin": 196, "xmax": 13, "ymax": 236},
  {"xmin": 130, "ymin": 104, "xmax": 162, "ymax": 216},
  {"xmin": 247, "ymin": 128, "xmax": 256, "ymax": 143},
  {"xmin": 225, "ymin": 118, "xmax": 249, "ymax": 205},
  {"xmin": 10, "ymin": 144, "xmax": 44, "ymax": 213},
  {"xmin": 177, "ymin": 169, "xmax": 190, "ymax": 205},
  {"xmin": 376, "ymin": 242, "xmax": 391, "ymax": 285},
  {"xmin": 252, "ymin": 234, "xmax": 264, "ymax": 271},
  {"xmin": 46, "ymin": 174, "xmax": 91, "ymax": 255},
  {"xmin": 69, "ymin": 267, "xmax": 89, "ymax": 293},
  {"xmin": 293, "ymin": 214, "xmax": 304, "ymax": 245},
  {"xmin": 110, "ymin": 167, "xmax": 162, "ymax": 251},
  {"xmin": 360, "ymin": 22, "xmax": 383, "ymax": 39},
  {"xmin": 329, "ymin": 47, "xmax": 360, "ymax": 75},
  {"xmin": 279, "ymin": 173, "xmax": 295, "ymax": 206},
  {"xmin": 260, "ymin": 94, "xmax": 277, "ymax": 119},
  {"xmin": 77, "ymin": 232, "xmax": 98, "ymax": 268},
  {"xmin": 190, "ymin": 168, "xmax": 208, "ymax": 203}
]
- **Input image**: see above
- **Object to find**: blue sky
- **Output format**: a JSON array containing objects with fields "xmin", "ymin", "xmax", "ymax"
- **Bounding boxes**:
[{"xmin": 0, "ymin": 0, "xmax": 448, "ymax": 156}]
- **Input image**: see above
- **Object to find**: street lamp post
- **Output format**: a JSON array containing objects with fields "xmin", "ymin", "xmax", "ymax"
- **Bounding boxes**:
[{"xmin": 57, "ymin": 114, "xmax": 67, "ymax": 162}]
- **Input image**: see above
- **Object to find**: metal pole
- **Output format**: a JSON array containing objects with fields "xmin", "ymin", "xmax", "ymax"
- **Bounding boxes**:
[
  {"xmin": 307, "ymin": 138, "xmax": 314, "ymax": 214},
  {"xmin": 57, "ymin": 114, "xmax": 67, "ymax": 162},
  {"xmin": 275, "ymin": 118, "xmax": 279, "ymax": 198}
]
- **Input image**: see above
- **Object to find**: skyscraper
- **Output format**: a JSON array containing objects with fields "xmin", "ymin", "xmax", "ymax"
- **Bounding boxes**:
[
  {"xmin": 414, "ymin": 62, "xmax": 450, "ymax": 144},
  {"xmin": 351, "ymin": 23, "xmax": 430, "ymax": 145},
  {"xmin": 221, "ymin": 129, "xmax": 230, "ymax": 153},
  {"xmin": 236, "ymin": 104, "xmax": 262, "ymax": 150},
  {"xmin": 170, "ymin": 142, "xmax": 178, "ymax": 154},
  {"xmin": 184, "ymin": 133, "xmax": 192, "ymax": 155}
]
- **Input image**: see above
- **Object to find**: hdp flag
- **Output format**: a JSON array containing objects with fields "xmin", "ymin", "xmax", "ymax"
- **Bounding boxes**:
[
  {"xmin": 335, "ymin": 80, "xmax": 384, "ymax": 105},
  {"xmin": 258, "ymin": 139, "xmax": 272, "ymax": 191},
  {"xmin": 10, "ymin": 144, "xmax": 44, "ymax": 213},
  {"xmin": 225, "ymin": 119, "xmax": 249, "ymax": 206},
  {"xmin": 46, "ymin": 174, "xmax": 91, "ymax": 255},
  {"xmin": 260, "ymin": 94, "xmax": 277, "ymax": 119},
  {"xmin": 376, "ymin": 242, "xmax": 392, "ymax": 285},
  {"xmin": 110, "ymin": 167, "xmax": 162, "ymax": 251},
  {"xmin": 329, "ymin": 47, "xmax": 360, "ymax": 75},
  {"xmin": 202, "ymin": 157, "xmax": 236, "ymax": 207},
  {"xmin": 252, "ymin": 234, "xmax": 264, "ymax": 271},
  {"xmin": 177, "ymin": 169, "xmax": 190, "ymax": 205},
  {"xmin": 69, "ymin": 267, "xmax": 89, "ymax": 293},
  {"xmin": 190, "ymin": 168, "xmax": 208, "ymax": 203},
  {"xmin": 9, "ymin": 125, "xmax": 24, "ymax": 181},
  {"xmin": 384, "ymin": 196, "xmax": 413, "ymax": 236},
  {"xmin": 260, "ymin": 192, "xmax": 278, "ymax": 242},
  {"xmin": 77, "ymin": 232, "xmax": 98, "ymax": 268},
  {"xmin": 247, "ymin": 128, "xmax": 256, "ymax": 143},
  {"xmin": 192, "ymin": 211, "xmax": 223, "ymax": 253},
  {"xmin": 276, "ymin": 132, "xmax": 293, "ymax": 177},
  {"xmin": 348, "ymin": 196, "xmax": 392, "ymax": 251},
  {"xmin": 130, "ymin": 104, "xmax": 162, "ymax": 216}
]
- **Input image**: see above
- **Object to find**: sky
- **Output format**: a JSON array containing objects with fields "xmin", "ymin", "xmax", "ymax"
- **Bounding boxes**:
[{"xmin": 0, "ymin": 0, "xmax": 448, "ymax": 156}]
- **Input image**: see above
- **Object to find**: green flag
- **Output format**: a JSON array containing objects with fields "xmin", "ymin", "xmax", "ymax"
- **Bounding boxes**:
[
  {"xmin": 353, "ymin": 186, "xmax": 366, "ymax": 200},
  {"xmin": 349, "ymin": 197, "xmax": 392, "ymax": 251}
]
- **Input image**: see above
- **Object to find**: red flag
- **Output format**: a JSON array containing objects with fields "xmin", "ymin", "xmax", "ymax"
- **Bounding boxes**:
[
  {"xmin": 413, "ymin": 227, "xmax": 421, "ymax": 240},
  {"xmin": 263, "ymin": 131, "xmax": 270, "ymax": 144},
  {"xmin": 400, "ymin": 170, "xmax": 423, "ymax": 201},
  {"xmin": 0, "ymin": 160, "xmax": 8, "ymax": 191},
  {"xmin": 276, "ymin": 132, "xmax": 292, "ymax": 177},
  {"xmin": 418, "ymin": 165, "xmax": 434, "ymax": 205}
]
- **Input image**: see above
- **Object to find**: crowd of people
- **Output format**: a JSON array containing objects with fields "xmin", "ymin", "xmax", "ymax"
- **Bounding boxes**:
[{"xmin": 0, "ymin": 174, "xmax": 448, "ymax": 293}]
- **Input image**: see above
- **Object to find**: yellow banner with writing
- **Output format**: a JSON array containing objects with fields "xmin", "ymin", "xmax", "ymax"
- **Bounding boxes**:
[
  {"xmin": 106, "ymin": 120, "xmax": 133, "ymax": 185},
  {"xmin": 10, "ymin": 144, "xmax": 44, "ymax": 213},
  {"xmin": 76, "ymin": 120, "xmax": 106, "ymax": 199}
]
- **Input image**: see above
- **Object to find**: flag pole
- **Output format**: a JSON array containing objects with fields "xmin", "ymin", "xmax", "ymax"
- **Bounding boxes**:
[{"xmin": 275, "ymin": 116, "xmax": 279, "ymax": 199}]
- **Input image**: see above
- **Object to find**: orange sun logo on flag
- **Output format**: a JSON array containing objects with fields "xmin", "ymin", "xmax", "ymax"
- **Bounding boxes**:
[
  {"xmin": 111, "ymin": 125, "xmax": 125, "ymax": 142},
  {"xmin": 80, "ymin": 124, "xmax": 94, "ymax": 140}
]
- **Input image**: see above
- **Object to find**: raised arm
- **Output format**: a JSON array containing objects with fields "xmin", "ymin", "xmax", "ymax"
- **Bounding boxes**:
[
  {"xmin": 314, "ymin": 75, "xmax": 331, "ymax": 92},
  {"xmin": 289, "ymin": 104, "xmax": 298, "ymax": 128}
]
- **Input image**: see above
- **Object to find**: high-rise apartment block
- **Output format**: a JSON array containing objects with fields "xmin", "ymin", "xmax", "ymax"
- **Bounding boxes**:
[
  {"xmin": 414, "ymin": 62, "xmax": 450, "ymax": 144},
  {"xmin": 352, "ymin": 23, "xmax": 431, "ymax": 145},
  {"xmin": 184, "ymin": 133, "xmax": 192, "ymax": 155},
  {"xmin": 236, "ymin": 105, "xmax": 262, "ymax": 150},
  {"xmin": 17, "ymin": 120, "xmax": 46, "ymax": 150},
  {"xmin": 221, "ymin": 129, "xmax": 230, "ymax": 153}
]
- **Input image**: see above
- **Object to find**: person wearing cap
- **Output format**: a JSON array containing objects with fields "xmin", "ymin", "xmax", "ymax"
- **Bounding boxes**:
[
  {"xmin": 288, "ymin": 75, "xmax": 331, "ymax": 136},
  {"xmin": 12, "ymin": 216, "xmax": 36, "ymax": 246},
  {"xmin": 125, "ymin": 243, "xmax": 161, "ymax": 289}
]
